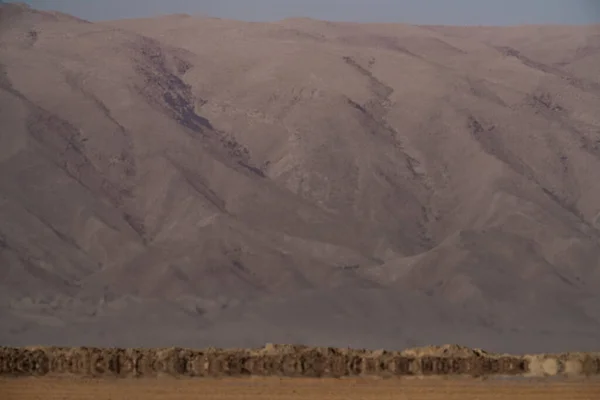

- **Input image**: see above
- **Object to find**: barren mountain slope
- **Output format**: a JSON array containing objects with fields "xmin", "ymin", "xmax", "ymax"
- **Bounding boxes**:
[{"xmin": 0, "ymin": 3, "xmax": 599, "ymax": 352}]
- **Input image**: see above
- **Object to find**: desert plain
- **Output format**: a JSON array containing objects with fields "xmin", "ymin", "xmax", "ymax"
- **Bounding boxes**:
[
  {"xmin": 2, "ymin": 376, "xmax": 600, "ymax": 400},
  {"xmin": 1, "ymin": 1, "xmax": 600, "ymax": 398}
]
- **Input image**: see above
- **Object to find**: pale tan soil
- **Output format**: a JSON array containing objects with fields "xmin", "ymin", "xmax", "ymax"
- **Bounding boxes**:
[{"xmin": 2, "ymin": 377, "xmax": 600, "ymax": 400}]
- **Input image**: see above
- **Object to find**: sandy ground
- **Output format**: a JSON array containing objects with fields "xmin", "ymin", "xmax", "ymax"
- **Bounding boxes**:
[{"xmin": 2, "ymin": 377, "xmax": 600, "ymax": 400}]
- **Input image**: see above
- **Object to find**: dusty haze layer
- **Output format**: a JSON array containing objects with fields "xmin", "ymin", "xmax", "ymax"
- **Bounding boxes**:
[{"xmin": 0, "ymin": 3, "xmax": 599, "ymax": 353}]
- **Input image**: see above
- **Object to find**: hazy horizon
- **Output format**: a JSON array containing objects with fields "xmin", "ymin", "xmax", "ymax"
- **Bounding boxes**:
[{"xmin": 12, "ymin": 0, "xmax": 600, "ymax": 25}]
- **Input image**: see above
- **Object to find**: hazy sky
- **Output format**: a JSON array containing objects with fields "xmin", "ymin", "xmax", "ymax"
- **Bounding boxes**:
[{"xmin": 16, "ymin": 0, "xmax": 600, "ymax": 25}]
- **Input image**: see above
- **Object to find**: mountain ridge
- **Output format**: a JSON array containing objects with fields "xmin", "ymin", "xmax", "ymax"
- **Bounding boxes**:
[{"xmin": 0, "ymin": 2, "xmax": 599, "ymax": 353}]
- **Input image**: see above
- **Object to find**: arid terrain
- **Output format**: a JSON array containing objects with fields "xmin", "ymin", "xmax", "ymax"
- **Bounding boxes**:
[
  {"xmin": 1, "ymin": 344, "xmax": 599, "ymax": 377},
  {"xmin": 3, "ymin": 377, "xmax": 600, "ymax": 400},
  {"xmin": 0, "ymin": 2, "xmax": 600, "ymax": 353},
  {"xmin": 1, "ymin": 345, "xmax": 600, "ymax": 400}
]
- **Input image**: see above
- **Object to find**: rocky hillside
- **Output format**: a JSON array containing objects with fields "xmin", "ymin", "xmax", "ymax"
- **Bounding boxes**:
[{"xmin": 0, "ymin": 3, "xmax": 599, "ymax": 353}]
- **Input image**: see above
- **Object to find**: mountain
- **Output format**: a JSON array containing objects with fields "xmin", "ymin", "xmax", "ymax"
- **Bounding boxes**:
[{"xmin": 1, "ymin": 3, "xmax": 599, "ymax": 353}]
